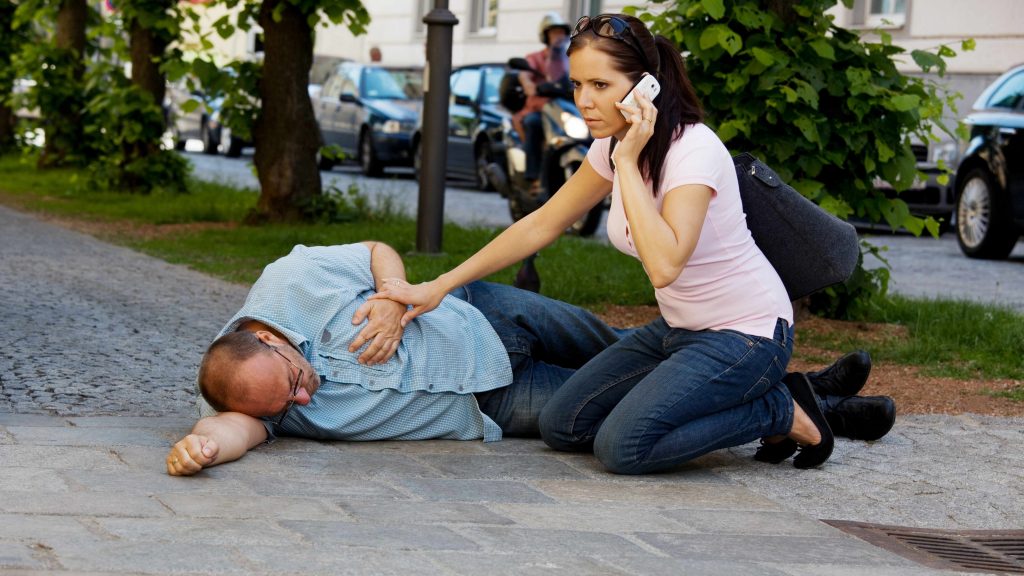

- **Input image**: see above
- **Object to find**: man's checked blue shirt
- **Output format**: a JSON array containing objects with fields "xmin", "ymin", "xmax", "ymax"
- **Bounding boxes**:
[{"xmin": 204, "ymin": 244, "xmax": 512, "ymax": 442}]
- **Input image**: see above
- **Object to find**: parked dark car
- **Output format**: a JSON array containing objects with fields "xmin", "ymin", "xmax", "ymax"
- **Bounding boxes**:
[
  {"xmin": 313, "ymin": 62, "xmax": 421, "ymax": 176},
  {"xmin": 165, "ymin": 83, "xmax": 250, "ymax": 157},
  {"xmin": 873, "ymin": 137, "xmax": 959, "ymax": 228},
  {"xmin": 412, "ymin": 63, "xmax": 509, "ymax": 190},
  {"xmin": 953, "ymin": 64, "xmax": 1024, "ymax": 259}
]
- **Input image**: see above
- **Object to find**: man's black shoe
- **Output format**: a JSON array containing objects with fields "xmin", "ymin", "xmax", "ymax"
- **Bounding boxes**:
[
  {"xmin": 808, "ymin": 350, "xmax": 872, "ymax": 398},
  {"xmin": 824, "ymin": 395, "xmax": 896, "ymax": 441}
]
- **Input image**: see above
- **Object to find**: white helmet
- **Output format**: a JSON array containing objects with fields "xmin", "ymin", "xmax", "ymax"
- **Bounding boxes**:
[{"xmin": 538, "ymin": 12, "xmax": 570, "ymax": 44}]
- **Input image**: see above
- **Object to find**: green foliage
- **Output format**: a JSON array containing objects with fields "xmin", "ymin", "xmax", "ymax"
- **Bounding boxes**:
[
  {"xmin": 9, "ymin": 0, "xmax": 191, "ymax": 190},
  {"xmin": 634, "ymin": 0, "xmax": 971, "ymax": 319},
  {"xmin": 300, "ymin": 183, "xmax": 382, "ymax": 224},
  {"xmin": 13, "ymin": 43, "xmax": 94, "ymax": 165},
  {"xmin": 0, "ymin": 0, "xmax": 35, "ymax": 151},
  {"xmin": 808, "ymin": 240, "xmax": 889, "ymax": 319},
  {"xmin": 82, "ymin": 59, "xmax": 190, "ymax": 193}
]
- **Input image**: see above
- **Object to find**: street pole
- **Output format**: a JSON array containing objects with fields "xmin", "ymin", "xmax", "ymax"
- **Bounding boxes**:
[{"xmin": 416, "ymin": 0, "xmax": 458, "ymax": 253}]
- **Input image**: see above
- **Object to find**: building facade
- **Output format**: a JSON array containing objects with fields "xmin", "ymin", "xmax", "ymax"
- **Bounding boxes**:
[
  {"xmin": 828, "ymin": 0, "xmax": 1023, "ymax": 115},
  {"xmin": 204, "ymin": 1, "xmax": 1021, "ymax": 118}
]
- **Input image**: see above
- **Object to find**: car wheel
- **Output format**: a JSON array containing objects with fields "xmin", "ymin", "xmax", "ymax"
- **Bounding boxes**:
[
  {"xmin": 474, "ymin": 140, "xmax": 495, "ymax": 191},
  {"xmin": 218, "ymin": 126, "xmax": 242, "ymax": 157},
  {"xmin": 955, "ymin": 168, "xmax": 1019, "ymax": 259},
  {"xmin": 200, "ymin": 122, "xmax": 217, "ymax": 155},
  {"xmin": 360, "ymin": 130, "xmax": 383, "ymax": 177},
  {"xmin": 172, "ymin": 126, "xmax": 185, "ymax": 151},
  {"xmin": 225, "ymin": 137, "xmax": 243, "ymax": 158}
]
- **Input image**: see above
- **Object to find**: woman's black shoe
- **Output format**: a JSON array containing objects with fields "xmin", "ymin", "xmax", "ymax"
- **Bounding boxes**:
[
  {"xmin": 807, "ymin": 350, "xmax": 871, "ymax": 397},
  {"xmin": 825, "ymin": 395, "xmax": 896, "ymax": 441},
  {"xmin": 754, "ymin": 438, "xmax": 798, "ymax": 463},
  {"xmin": 783, "ymin": 373, "xmax": 834, "ymax": 469}
]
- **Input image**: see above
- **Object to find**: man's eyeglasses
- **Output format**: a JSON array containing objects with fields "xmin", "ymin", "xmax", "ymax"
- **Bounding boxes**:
[
  {"xmin": 262, "ymin": 342, "xmax": 303, "ymax": 425},
  {"xmin": 571, "ymin": 15, "xmax": 653, "ymax": 72}
]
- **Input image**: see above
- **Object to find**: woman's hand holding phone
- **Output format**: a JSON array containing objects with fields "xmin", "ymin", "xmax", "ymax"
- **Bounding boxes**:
[{"xmin": 613, "ymin": 74, "xmax": 660, "ymax": 169}]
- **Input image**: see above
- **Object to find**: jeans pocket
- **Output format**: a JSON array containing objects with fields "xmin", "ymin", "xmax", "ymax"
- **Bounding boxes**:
[{"xmin": 741, "ymin": 354, "xmax": 784, "ymax": 403}]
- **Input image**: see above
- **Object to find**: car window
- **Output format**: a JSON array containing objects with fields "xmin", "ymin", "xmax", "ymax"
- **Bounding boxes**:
[
  {"xmin": 388, "ymin": 69, "xmax": 424, "ymax": 99},
  {"xmin": 361, "ymin": 67, "xmax": 408, "ymax": 99},
  {"xmin": 340, "ymin": 66, "xmax": 360, "ymax": 97},
  {"xmin": 986, "ymin": 71, "xmax": 1024, "ymax": 110},
  {"xmin": 482, "ymin": 66, "xmax": 504, "ymax": 104},
  {"xmin": 321, "ymin": 72, "xmax": 343, "ymax": 100},
  {"xmin": 452, "ymin": 68, "xmax": 481, "ymax": 103}
]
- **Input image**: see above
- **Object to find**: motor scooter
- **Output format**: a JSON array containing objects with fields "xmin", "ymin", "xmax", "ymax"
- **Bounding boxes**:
[{"xmin": 485, "ymin": 58, "xmax": 605, "ymax": 237}]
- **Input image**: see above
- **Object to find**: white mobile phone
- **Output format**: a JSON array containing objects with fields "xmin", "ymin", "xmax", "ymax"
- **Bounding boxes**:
[{"xmin": 619, "ymin": 73, "xmax": 662, "ymax": 119}]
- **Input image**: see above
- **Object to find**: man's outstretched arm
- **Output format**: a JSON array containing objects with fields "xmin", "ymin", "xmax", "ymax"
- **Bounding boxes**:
[{"xmin": 166, "ymin": 412, "xmax": 268, "ymax": 476}]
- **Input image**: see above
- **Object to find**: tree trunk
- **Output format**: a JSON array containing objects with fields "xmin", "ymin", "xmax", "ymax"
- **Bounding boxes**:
[
  {"xmin": 38, "ymin": 0, "xmax": 87, "ymax": 168},
  {"xmin": 0, "ymin": 105, "xmax": 13, "ymax": 150},
  {"xmin": 251, "ymin": 0, "xmax": 321, "ymax": 223},
  {"xmin": 0, "ymin": 0, "xmax": 15, "ymax": 150},
  {"xmin": 130, "ymin": 17, "xmax": 168, "ymax": 107},
  {"xmin": 123, "ymin": 12, "xmax": 170, "ymax": 189}
]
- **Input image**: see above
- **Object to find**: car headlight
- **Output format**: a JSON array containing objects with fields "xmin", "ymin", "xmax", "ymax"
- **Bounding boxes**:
[
  {"xmin": 562, "ymin": 112, "xmax": 590, "ymax": 140},
  {"xmin": 930, "ymin": 141, "xmax": 958, "ymax": 166},
  {"xmin": 380, "ymin": 120, "xmax": 403, "ymax": 134}
]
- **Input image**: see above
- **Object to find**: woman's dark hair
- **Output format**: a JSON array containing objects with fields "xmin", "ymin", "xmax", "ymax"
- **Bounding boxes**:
[
  {"xmin": 198, "ymin": 330, "xmax": 266, "ymax": 412},
  {"xmin": 568, "ymin": 14, "xmax": 703, "ymax": 195}
]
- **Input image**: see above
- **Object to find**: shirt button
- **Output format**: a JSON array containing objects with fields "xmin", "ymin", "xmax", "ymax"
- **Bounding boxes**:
[
  {"xmin": 428, "ymin": 384, "xmax": 434, "ymax": 390},
  {"xmin": 458, "ymin": 385, "xmax": 464, "ymax": 392}
]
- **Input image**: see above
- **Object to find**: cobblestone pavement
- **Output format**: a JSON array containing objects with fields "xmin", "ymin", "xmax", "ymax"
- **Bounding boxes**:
[
  {"xmin": 1, "ymin": 204, "xmax": 1020, "ymax": 575},
  {"xmin": 0, "ymin": 205, "xmax": 245, "ymax": 417}
]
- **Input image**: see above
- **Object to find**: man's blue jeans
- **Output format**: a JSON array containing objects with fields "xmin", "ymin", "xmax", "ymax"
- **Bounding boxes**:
[
  {"xmin": 450, "ymin": 281, "xmax": 625, "ymax": 436},
  {"xmin": 538, "ymin": 316, "xmax": 796, "ymax": 474}
]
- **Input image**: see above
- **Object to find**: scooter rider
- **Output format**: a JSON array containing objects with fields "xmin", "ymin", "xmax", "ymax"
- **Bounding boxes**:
[{"xmin": 515, "ymin": 12, "xmax": 572, "ymax": 197}]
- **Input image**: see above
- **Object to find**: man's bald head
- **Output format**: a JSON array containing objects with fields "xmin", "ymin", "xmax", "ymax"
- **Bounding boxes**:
[{"xmin": 198, "ymin": 330, "xmax": 266, "ymax": 412}]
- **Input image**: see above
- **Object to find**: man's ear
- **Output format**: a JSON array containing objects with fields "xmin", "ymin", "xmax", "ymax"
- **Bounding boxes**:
[{"xmin": 253, "ymin": 330, "xmax": 284, "ymax": 346}]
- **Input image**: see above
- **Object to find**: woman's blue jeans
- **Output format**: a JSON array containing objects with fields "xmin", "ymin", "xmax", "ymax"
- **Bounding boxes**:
[
  {"xmin": 538, "ymin": 316, "xmax": 796, "ymax": 475},
  {"xmin": 450, "ymin": 281, "xmax": 626, "ymax": 437}
]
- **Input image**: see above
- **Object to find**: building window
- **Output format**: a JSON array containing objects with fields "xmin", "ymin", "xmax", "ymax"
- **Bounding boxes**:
[
  {"xmin": 567, "ymin": 0, "xmax": 601, "ymax": 23},
  {"xmin": 250, "ymin": 28, "xmax": 264, "ymax": 55},
  {"xmin": 470, "ymin": 0, "xmax": 498, "ymax": 36},
  {"xmin": 867, "ymin": 0, "xmax": 906, "ymax": 27}
]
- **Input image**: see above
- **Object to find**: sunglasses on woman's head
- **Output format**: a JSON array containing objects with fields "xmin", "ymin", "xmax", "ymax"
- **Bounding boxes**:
[{"xmin": 571, "ymin": 14, "xmax": 653, "ymax": 72}]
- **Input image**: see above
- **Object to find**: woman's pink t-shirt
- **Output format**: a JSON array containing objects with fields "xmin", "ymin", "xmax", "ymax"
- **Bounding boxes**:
[{"xmin": 587, "ymin": 124, "xmax": 793, "ymax": 338}]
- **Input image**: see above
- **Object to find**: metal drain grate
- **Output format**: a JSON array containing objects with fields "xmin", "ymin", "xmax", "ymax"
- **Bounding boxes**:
[{"xmin": 826, "ymin": 521, "xmax": 1024, "ymax": 575}]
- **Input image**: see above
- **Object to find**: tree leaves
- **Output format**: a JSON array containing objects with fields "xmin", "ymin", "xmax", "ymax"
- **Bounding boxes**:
[
  {"xmin": 911, "ymin": 49, "xmax": 946, "ymax": 75},
  {"xmin": 700, "ymin": 24, "xmax": 742, "ymax": 55},
  {"xmin": 701, "ymin": 0, "xmax": 725, "ymax": 19}
]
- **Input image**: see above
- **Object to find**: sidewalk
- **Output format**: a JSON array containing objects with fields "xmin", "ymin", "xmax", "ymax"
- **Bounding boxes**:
[{"xmin": 1, "ymin": 204, "xmax": 1019, "ymax": 575}]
